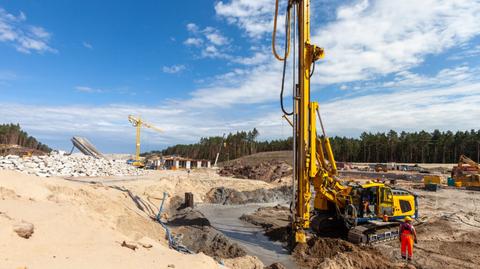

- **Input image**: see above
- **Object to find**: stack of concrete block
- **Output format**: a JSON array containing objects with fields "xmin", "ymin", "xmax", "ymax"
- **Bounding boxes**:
[{"xmin": 0, "ymin": 152, "xmax": 145, "ymax": 178}]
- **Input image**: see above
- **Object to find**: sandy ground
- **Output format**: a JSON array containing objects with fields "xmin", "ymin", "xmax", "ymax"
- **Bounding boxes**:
[
  {"xmin": 238, "ymin": 179, "xmax": 480, "ymax": 269},
  {"xmin": 0, "ymin": 169, "xmax": 270, "ymax": 269},
  {"xmin": 378, "ymin": 181, "xmax": 480, "ymax": 269}
]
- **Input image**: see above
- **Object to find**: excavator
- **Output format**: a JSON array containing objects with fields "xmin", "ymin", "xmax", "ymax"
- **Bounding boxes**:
[
  {"xmin": 272, "ymin": 0, "xmax": 418, "ymax": 244},
  {"xmin": 452, "ymin": 155, "xmax": 480, "ymax": 190}
]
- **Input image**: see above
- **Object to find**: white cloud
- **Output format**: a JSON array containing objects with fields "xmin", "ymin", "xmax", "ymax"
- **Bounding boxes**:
[
  {"xmin": 0, "ymin": 102, "xmax": 280, "ymax": 151},
  {"xmin": 183, "ymin": 23, "xmax": 231, "ymax": 59},
  {"xmin": 383, "ymin": 65, "xmax": 478, "ymax": 90},
  {"xmin": 75, "ymin": 86, "xmax": 103, "ymax": 93},
  {"xmin": 313, "ymin": 0, "xmax": 480, "ymax": 84},
  {"xmin": 189, "ymin": 0, "xmax": 480, "ymax": 108},
  {"xmin": 82, "ymin": 41, "xmax": 93, "ymax": 49},
  {"xmin": 162, "ymin": 64, "xmax": 186, "ymax": 74},
  {"xmin": 0, "ymin": 8, "xmax": 55, "ymax": 53},
  {"xmin": 215, "ymin": 0, "xmax": 277, "ymax": 38},
  {"xmin": 186, "ymin": 23, "xmax": 199, "ymax": 33},
  {"xmin": 321, "ymin": 82, "xmax": 480, "ymax": 136},
  {"xmin": 184, "ymin": 37, "xmax": 203, "ymax": 46},
  {"xmin": 3, "ymin": 77, "xmax": 480, "ymax": 152},
  {"xmin": 231, "ymin": 51, "xmax": 269, "ymax": 65}
]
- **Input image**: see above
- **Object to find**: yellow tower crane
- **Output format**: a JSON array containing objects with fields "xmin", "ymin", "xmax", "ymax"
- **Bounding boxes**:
[{"xmin": 128, "ymin": 115, "xmax": 163, "ymax": 167}]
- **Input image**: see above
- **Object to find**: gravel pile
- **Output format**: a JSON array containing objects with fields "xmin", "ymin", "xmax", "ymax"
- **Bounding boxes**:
[{"xmin": 0, "ymin": 153, "xmax": 144, "ymax": 177}]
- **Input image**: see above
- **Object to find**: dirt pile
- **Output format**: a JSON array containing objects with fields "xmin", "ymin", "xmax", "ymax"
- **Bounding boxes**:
[
  {"xmin": 264, "ymin": 263, "xmax": 287, "ymax": 269},
  {"xmin": 168, "ymin": 207, "xmax": 247, "ymax": 261},
  {"xmin": 205, "ymin": 186, "xmax": 291, "ymax": 205},
  {"xmin": 240, "ymin": 205, "xmax": 291, "ymax": 242},
  {"xmin": 293, "ymin": 237, "xmax": 402, "ymax": 269},
  {"xmin": 223, "ymin": 255, "xmax": 264, "ymax": 269},
  {"xmin": 219, "ymin": 160, "xmax": 292, "ymax": 182}
]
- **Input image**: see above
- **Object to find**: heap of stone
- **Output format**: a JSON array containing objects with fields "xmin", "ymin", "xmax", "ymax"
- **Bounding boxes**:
[{"xmin": 0, "ymin": 153, "xmax": 144, "ymax": 178}]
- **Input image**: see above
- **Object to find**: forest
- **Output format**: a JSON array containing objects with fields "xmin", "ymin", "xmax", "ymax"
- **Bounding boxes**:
[
  {"xmin": 0, "ymin": 123, "xmax": 51, "ymax": 153},
  {"xmin": 148, "ymin": 128, "xmax": 480, "ymax": 164}
]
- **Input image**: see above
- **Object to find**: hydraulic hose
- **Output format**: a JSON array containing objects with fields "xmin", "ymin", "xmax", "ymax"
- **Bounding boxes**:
[
  {"xmin": 278, "ymin": 2, "xmax": 294, "ymax": 116},
  {"xmin": 272, "ymin": 0, "xmax": 291, "ymax": 61}
]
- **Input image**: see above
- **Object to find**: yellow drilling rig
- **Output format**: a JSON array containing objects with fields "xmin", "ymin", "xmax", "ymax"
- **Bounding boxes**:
[
  {"xmin": 272, "ymin": 0, "xmax": 418, "ymax": 244},
  {"xmin": 128, "ymin": 115, "xmax": 163, "ymax": 167}
]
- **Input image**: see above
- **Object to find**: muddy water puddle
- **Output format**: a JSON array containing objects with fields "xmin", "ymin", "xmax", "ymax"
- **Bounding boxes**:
[{"xmin": 197, "ymin": 203, "xmax": 297, "ymax": 268}]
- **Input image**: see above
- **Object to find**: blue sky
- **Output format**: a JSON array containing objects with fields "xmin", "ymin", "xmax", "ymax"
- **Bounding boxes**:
[{"xmin": 1, "ymin": 0, "xmax": 480, "ymax": 153}]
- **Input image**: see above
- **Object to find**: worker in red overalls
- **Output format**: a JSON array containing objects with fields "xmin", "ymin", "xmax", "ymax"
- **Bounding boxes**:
[{"xmin": 399, "ymin": 216, "xmax": 417, "ymax": 260}]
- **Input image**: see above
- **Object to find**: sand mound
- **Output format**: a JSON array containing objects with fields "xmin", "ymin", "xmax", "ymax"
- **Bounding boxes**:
[
  {"xmin": 0, "ymin": 170, "xmax": 225, "ymax": 269},
  {"xmin": 223, "ymin": 255, "xmax": 264, "ymax": 269}
]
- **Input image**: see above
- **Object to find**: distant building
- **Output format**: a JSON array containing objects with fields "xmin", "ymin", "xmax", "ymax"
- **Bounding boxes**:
[{"xmin": 146, "ymin": 155, "xmax": 211, "ymax": 170}]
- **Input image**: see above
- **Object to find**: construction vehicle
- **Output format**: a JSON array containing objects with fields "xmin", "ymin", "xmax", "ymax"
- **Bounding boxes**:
[
  {"xmin": 272, "ymin": 0, "xmax": 418, "ymax": 244},
  {"xmin": 451, "ymin": 155, "xmax": 480, "ymax": 190},
  {"xmin": 423, "ymin": 175, "xmax": 442, "ymax": 191},
  {"xmin": 374, "ymin": 164, "xmax": 388, "ymax": 172},
  {"xmin": 128, "ymin": 115, "xmax": 163, "ymax": 167}
]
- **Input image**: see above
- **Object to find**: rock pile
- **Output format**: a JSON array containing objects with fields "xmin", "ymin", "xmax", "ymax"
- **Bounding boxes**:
[
  {"xmin": 205, "ymin": 186, "xmax": 291, "ymax": 205},
  {"xmin": 0, "ymin": 153, "xmax": 144, "ymax": 177}
]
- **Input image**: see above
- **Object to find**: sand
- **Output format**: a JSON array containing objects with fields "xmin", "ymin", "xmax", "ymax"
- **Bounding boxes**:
[{"xmin": 0, "ymin": 169, "xmax": 270, "ymax": 269}]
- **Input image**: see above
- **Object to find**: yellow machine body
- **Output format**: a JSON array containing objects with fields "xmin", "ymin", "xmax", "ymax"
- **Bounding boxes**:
[
  {"xmin": 423, "ymin": 175, "xmax": 442, "ymax": 186},
  {"xmin": 452, "ymin": 155, "xmax": 480, "ymax": 188}
]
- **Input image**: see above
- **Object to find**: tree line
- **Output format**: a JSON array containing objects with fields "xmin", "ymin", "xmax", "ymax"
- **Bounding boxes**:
[
  {"xmin": 146, "ymin": 129, "xmax": 480, "ymax": 164},
  {"xmin": 0, "ymin": 123, "xmax": 51, "ymax": 153}
]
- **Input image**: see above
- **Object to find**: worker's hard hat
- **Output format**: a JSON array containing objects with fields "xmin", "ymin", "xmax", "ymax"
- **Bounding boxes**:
[{"xmin": 404, "ymin": 216, "xmax": 412, "ymax": 222}]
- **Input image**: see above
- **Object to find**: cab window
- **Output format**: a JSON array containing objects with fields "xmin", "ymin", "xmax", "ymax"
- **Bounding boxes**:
[{"xmin": 399, "ymin": 200, "xmax": 412, "ymax": 213}]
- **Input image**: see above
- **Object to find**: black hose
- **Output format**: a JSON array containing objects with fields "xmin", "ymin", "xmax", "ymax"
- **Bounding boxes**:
[
  {"xmin": 280, "ymin": 4, "xmax": 293, "ymax": 116},
  {"xmin": 309, "ymin": 60, "xmax": 315, "ymax": 78}
]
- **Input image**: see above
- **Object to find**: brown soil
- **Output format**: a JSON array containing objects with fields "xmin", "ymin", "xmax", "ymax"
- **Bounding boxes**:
[
  {"xmin": 168, "ymin": 207, "xmax": 247, "ymax": 261},
  {"xmin": 293, "ymin": 237, "xmax": 403, "ymax": 269},
  {"xmin": 219, "ymin": 160, "xmax": 292, "ymax": 182},
  {"xmin": 264, "ymin": 262, "xmax": 288, "ymax": 269},
  {"xmin": 242, "ymin": 205, "xmax": 405, "ymax": 269}
]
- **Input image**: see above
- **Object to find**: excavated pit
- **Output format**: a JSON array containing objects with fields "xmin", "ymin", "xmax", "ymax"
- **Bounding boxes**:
[
  {"xmin": 167, "ymin": 204, "xmax": 247, "ymax": 261},
  {"xmin": 196, "ymin": 203, "xmax": 298, "ymax": 268}
]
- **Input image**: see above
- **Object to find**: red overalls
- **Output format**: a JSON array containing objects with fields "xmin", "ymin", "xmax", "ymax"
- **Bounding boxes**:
[{"xmin": 400, "ymin": 222, "xmax": 414, "ymax": 259}]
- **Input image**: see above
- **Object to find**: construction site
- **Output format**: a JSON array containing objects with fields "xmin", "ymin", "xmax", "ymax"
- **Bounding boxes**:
[{"xmin": 1, "ymin": 0, "xmax": 480, "ymax": 269}]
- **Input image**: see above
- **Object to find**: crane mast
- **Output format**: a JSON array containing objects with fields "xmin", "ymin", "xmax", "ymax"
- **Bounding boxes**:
[{"xmin": 128, "ymin": 115, "xmax": 163, "ymax": 166}]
